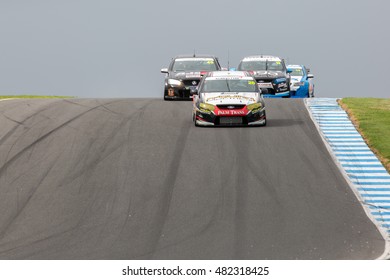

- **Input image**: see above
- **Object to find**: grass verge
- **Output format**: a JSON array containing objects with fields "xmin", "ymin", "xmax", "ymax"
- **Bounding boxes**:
[
  {"xmin": 339, "ymin": 98, "xmax": 390, "ymax": 172},
  {"xmin": 0, "ymin": 95, "xmax": 73, "ymax": 99}
]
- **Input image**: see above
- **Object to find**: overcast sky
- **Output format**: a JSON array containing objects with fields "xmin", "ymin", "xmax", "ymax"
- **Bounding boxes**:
[{"xmin": 0, "ymin": 0, "xmax": 389, "ymax": 98}]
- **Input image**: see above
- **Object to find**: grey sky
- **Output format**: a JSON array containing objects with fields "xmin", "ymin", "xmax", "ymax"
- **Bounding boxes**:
[{"xmin": 0, "ymin": 0, "xmax": 389, "ymax": 98}]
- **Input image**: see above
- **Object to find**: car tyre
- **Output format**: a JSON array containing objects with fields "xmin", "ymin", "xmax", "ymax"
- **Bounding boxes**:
[{"xmin": 261, "ymin": 112, "xmax": 267, "ymax": 126}]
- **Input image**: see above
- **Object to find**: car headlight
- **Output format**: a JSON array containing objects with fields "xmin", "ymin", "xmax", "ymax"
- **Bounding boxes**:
[
  {"xmin": 167, "ymin": 79, "xmax": 183, "ymax": 87},
  {"xmin": 199, "ymin": 103, "xmax": 215, "ymax": 113},
  {"xmin": 247, "ymin": 102, "xmax": 262, "ymax": 112}
]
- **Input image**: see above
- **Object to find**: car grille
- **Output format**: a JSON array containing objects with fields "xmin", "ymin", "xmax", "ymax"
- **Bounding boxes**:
[
  {"xmin": 213, "ymin": 116, "xmax": 250, "ymax": 126},
  {"xmin": 256, "ymin": 78, "xmax": 273, "ymax": 83},
  {"xmin": 177, "ymin": 89, "xmax": 192, "ymax": 99},
  {"xmin": 219, "ymin": 117, "xmax": 243, "ymax": 125},
  {"xmin": 182, "ymin": 79, "xmax": 200, "ymax": 86}
]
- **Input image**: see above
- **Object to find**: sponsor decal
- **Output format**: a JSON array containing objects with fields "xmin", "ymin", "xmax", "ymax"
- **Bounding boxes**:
[
  {"xmin": 243, "ymin": 57, "xmax": 281, "ymax": 62},
  {"xmin": 185, "ymin": 72, "xmax": 201, "ymax": 78},
  {"xmin": 274, "ymin": 78, "xmax": 287, "ymax": 83},
  {"xmin": 217, "ymin": 110, "xmax": 246, "ymax": 116},
  {"xmin": 257, "ymin": 82, "xmax": 273, "ymax": 88},
  {"xmin": 255, "ymin": 71, "xmax": 279, "ymax": 77},
  {"xmin": 209, "ymin": 77, "xmax": 246, "ymax": 80},
  {"xmin": 215, "ymin": 106, "xmax": 249, "ymax": 116},
  {"xmin": 168, "ymin": 88, "xmax": 175, "ymax": 97},
  {"xmin": 206, "ymin": 95, "xmax": 256, "ymax": 102}
]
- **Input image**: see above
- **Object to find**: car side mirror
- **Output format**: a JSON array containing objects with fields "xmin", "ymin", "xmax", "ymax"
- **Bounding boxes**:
[
  {"xmin": 307, "ymin": 74, "xmax": 314, "ymax": 79},
  {"xmin": 161, "ymin": 68, "xmax": 168, "ymax": 74}
]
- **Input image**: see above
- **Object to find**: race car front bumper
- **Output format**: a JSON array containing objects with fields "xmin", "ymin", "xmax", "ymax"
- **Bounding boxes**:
[
  {"xmin": 164, "ymin": 79, "xmax": 199, "ymax": 100},
  {"xmin": 164, "ymin": 87, "xmax": 195, "ymax": 100},
  {"xmin": 195, "ymin": 108, "xmax": 266, "ymax": 126},
  {"xmin": 256, "ymin": 78, "xmax": 289, "ymax": 97},
  {"xmin": 262, "ymin": 92, "xmax": 290, "ymax": 98},
  {"xmin": 289, "ymin": 84, "xmax": 311, "ymax": 98}
]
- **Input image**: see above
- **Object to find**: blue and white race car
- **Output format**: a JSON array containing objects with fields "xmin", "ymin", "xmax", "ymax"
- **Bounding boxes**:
[{"xmin": 287, "ymin": 65, "xmax": 314, "ymax": 98}]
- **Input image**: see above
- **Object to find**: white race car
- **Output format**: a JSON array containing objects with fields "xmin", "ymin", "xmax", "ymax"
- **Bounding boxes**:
[{"xmin": 192, "ymin": 71, "xmax": 266, "ymax": 126}]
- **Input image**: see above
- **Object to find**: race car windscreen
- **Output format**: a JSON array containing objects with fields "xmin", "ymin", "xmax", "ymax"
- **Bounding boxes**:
[
  {"xmin": 290, "ymin": 68, "xmax": 304, "ymax": 76},
  {"xmin": 201, "ymin": 79, "xmax": 257, "ymax": 92},
  {"xmin": 172, "ymin": 58, "xmax": 218, "ymax": 72},
  {"xmin": 238, "ymin": 60, "xmax": 284, "ymax": 71}
]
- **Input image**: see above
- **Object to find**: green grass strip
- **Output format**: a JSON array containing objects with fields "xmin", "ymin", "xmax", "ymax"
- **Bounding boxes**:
[{"xmin": 340, "ymin": 98, "xmax": 390, "ymax": 171}]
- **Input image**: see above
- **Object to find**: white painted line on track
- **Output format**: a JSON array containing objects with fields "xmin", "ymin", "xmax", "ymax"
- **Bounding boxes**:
[
  {"xmin": 306, "ymin": 98, "xmax": 390, "ymax": 260},
  {"xmin": 0, "ymin": 98, "xmax": 17, "ymax": 102}
]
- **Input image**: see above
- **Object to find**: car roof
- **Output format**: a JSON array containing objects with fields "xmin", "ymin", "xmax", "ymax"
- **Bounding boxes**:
[
  {"xmin": 173, "ymin": 54, "xmax": 217, "ymax": 59},
  {"xmin": 241, "ymin": 55, "xmax": 282, "ymax": 62}
]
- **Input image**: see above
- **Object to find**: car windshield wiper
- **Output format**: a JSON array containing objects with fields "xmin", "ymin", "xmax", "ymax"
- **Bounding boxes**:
[{"xmin": 226, "ymin": 80, "xmax": 231, "ymax": 92}]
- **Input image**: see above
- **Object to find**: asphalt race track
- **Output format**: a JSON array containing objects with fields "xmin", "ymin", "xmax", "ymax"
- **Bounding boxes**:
[{"xmin": 0, "ymin": 98, "xmax": 385, "ymax": 259}]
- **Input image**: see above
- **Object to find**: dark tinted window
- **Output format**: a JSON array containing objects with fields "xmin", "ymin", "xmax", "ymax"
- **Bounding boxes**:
[
  {"xmin": 172, "ymin": 58, "xmax": 218, "ymax": 71},
  {"xmin": 238, "ymin": 60, "xmax": 284, "ymax": 71}
]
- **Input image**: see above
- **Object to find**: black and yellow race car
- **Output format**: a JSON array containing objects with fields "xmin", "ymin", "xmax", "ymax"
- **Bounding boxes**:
[{"xmin": 161, "ymin": 54, "xmax": 222, "ymax": 100}]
